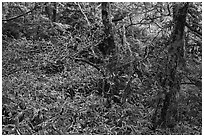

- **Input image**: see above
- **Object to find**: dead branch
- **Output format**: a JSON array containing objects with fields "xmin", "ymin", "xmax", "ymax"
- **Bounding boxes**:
[
  {"xmin": 2, "ymin": 4, "xmax": 39, "ymax": 22},
  {"xmin": 185, "ymin": 22, "xmax": 202, "ymax": 38},
  {"xmin": 75, "ymin": 2, "xmax": 90, "ymax": 26}
]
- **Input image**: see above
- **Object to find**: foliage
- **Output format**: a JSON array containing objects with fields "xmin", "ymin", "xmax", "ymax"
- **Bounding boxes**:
[{"xmin": 2, "ymin": 2, "xmax": 202, "ymax": 135}]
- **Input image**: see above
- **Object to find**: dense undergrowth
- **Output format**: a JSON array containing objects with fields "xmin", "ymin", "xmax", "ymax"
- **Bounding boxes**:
[{"xmin": 2, "ymin": 37, "xmax": 202, "ymax": 135}]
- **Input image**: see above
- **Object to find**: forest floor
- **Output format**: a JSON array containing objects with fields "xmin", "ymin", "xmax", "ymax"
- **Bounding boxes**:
[{"xmin": 2, "ymin": 39, "xmax": 202, "ymax": 135}]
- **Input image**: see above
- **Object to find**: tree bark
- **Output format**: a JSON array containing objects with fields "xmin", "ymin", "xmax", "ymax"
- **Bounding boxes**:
[
  {"xmin": 52, "ymin": 2, "xmax": 57, "ymax": 22},
  {"xmin": 160, "ymin": 2, "xmax": 188, "ymax": 128},
  {"xmin": 100, "ymin": 2, "xmax": 116, "ymax": 56},
  {"xmin": 102, "ymin": 2, "xmax": 112, "ymax": 36},
  {"xmin": 152, "ymin": 3, "xmax": 189, "ymax": 129}
]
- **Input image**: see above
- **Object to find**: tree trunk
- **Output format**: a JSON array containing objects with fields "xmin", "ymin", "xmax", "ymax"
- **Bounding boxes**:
[
  {"xmin": 52, "ymin": 2, "xmax": 57, "ymax": 22},
  {"xmin": 153, "ymin": 3, "xmax": 189, "ymax": 129},
  {"xmin": 100, "ymin": 2, "xmax": 116, "ymax": 56},
  {"xmin": 160, "ymin": 2, "xmax": 188, "ymax": 128},
  {"xmin": 102, "ymin": 2, "xmax": 113, "ymax": 36},
  {"xmin": 100, "ymin": 2, "xmax": 118, "ymax": 108}
]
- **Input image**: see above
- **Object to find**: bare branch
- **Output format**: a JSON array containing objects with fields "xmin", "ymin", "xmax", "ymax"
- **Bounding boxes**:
[
  {"xmin": 76, "ymin": 2, "xmax": 90, "ymax": 26},
  {"xmin": 74, "ymin": 58, "xmax": 105, "ymax": 77},
  {"xmin": 185, "ymin": 22, "xmax": 202, "ymax": 38},
  {"xmin": 2, "ymin": 4, "xmax": 39, "ymax": 22}
]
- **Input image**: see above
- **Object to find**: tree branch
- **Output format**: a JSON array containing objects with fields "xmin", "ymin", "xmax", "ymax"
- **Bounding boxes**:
[
  {"xmin": 2, "ymin": 4, "xmax": 39, "ymax": 22},
  {"xmin": 75, "ymin": 2, "xmax": 90, "ymax": 26},
  {"xmin": 186, "ymin": 76, "xmax": 202, "ymax": 89},
  {"xmin": 185, "ymin": 22, "xmax": 202, "ymax": 38},
  {"xmin": 74, "ymin": 58, "xmax": 105, "ymax": 77}
]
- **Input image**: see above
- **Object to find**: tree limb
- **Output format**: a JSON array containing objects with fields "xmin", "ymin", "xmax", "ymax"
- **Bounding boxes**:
[
  {"xmin": 75, "ymin": 2, "xmax": 90, "ymax": 26},
  {"xmin": 74, "ymin": 58, "xmax": 105, "ymax": 77},
  {"xmin": 2, "ymin": 4, "xmax": 39, "ymax": 22},
  {"xmin": 185, "ymin": 22, "xmax": 202, "ymax": 38},
  {"xmin": 186, "ymin": 77, "xmax": 202, "ymax": 89}
]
